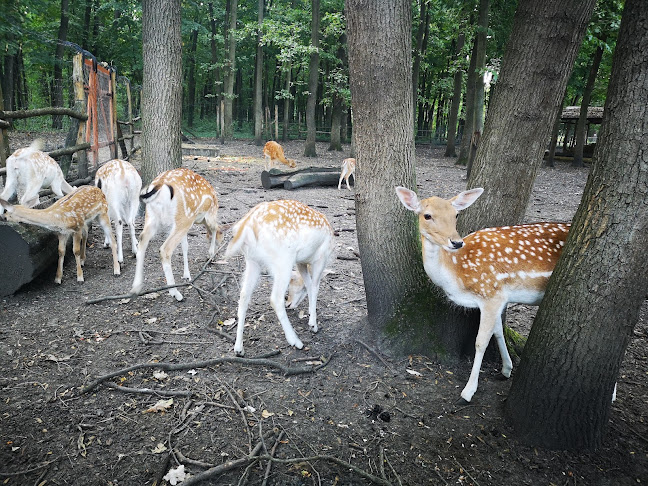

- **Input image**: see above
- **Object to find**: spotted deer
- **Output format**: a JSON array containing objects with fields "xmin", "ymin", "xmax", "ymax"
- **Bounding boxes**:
[
  {"xmin": 95, "ymin": 159, "xmax": 142, "ymax": 262},
  {"xmin": 396, "ymin": 186, "xmax": 570, "ymax": 403},
  {"xmin": 263, "ymin": 141, "xmax": 297, "ymax": 170},
  {"xmin": 338, "ymin": 157, "xmax": 356, "ymax": 190},
  {"xmin": 130, "ymin": 168, "xmax": 223, "ymax": 301},
  {"xmin": 0, "ymin": 139, "xmax": 75, "ymax": 213},
  {"xmin": 224, "ymin": 199, "xmax": 335, "ymax": 356},
  {"xmin": 0, "ymin": 185, "xmax": 120, "ymax": 284}
]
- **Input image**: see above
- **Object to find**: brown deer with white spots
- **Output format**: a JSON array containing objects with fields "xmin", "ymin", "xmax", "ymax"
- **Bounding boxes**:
[
  {"xmin": 95, "ymin": 159, "xmax": 142, "ymax": 262},
  {"xmin": 338, "ymin": 157, "xmax": 356, "ymax": 190},
  {"xmin": 130, "ymin": 168, "xmax": 223, "ymax": 301},
  {"xmin": 263, "ymin": 141, "xmax": 297, "ymax": 170},
  {"xmin": 0, "ymin": 185, "xmax": 120, "ymax": 284},
  {"xmin": 0, "ymin": 139, "xmax": 75, "ymax": 213},
  {"xmin": 224, "ymin": 200, "xmax": 335, "ymax": 356},
  {"xmin": 396, "ymin": 186, "xmax": 570, "ymax": 403}
]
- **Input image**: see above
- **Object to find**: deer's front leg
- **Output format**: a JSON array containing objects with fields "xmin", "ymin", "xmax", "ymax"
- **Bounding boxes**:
[
  {"xmin": 72, "ymin": 232, "xmax": 84, "ymax": 282},
  {"xmin": 55, "ymin": 234, "xmax": 68, "ymax": 284}
]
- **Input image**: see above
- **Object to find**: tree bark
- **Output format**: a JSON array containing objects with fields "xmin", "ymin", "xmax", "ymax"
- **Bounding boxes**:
[
  {"xmin": 304, "ymin": 0, "xmax": 320, "ymax": 157},
  {"xmin": 506, "ymin": 0, "xmax": 648, "ymax": 449},
  {"xmin": 461, "ymin": 0, "xmax": 596, "ymax": 233},
  {"xmin": 254, "ymin": 0, "xmax": 264, "ymax": 146},
  {"xmin": 141, "ymin": 0, "xmax": 183, "ymax": 184},
  {"xmin": 347, "ymin": 0, "xmax": 481, "ymax": 358},
  {"xmin": 572, "ymin": 40, "xmax": 605, "ymax": 167}
]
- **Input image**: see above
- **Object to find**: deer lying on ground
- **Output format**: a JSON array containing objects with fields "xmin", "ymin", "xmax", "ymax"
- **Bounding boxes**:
[
  {"xmin": 225, "ymin": 199, "xmax": 335, "ymax": 356},
  {"xmin": 396, "ymin": 186, "xmax": 570, "ymax": 403},
  {"xmin": 95, "ymin": 159, "xmax": 142, "ymax": 262},
  {"xmin": 0, "ymin": 185, "xmax": 120, "ymax": 284},
  {"xmin": 0, "ymin": 139, "xmax": 75, "ymax": 213},
  {"xmin": 263, "ymin": 141, "xmax": 297, "ymax": 170},
  {"xmin": 130, "ymin": 168, "xmax": 223, "ymax": 301},
  {"xmin": 338, "ymin": 157, "xmax": 356, "ymax": 190}
]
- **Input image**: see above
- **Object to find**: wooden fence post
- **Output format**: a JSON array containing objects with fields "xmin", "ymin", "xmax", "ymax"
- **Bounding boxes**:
[{"xmin": 73, "ymin": 53, "xmax": 89, "ymax": 178}]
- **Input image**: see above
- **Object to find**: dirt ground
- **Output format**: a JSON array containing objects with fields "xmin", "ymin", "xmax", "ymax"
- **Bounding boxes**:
[{"xmin": 0, "ymin": 136, "xmax": 646, "ymax": 486}]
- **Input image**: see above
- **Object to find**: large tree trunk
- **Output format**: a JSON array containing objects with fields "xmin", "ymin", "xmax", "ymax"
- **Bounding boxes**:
[
  {"xmin": 572, "ymin": 40, "xmax": 605, "ymax": 167},
  {"xmin": 506, "ymin": 0, "xmax": 648, "ymax": 449},
  {"xmin": 304, "ymin": 0, "xmax": 320, "ymax": 157},
  {"xmin": 346, "ymin": 0, "xmax": 481, "ymax": 358},
  {"xmin": 461, "ymin": 0, "xmax": 596, "ymax": 233},
  {"xmin": 223, "ymin": 0, "xmax": 237, "ymax": 140},
  {"xmin": 52, "ymin": 0, "xmax": 70, "ymax": 130},
  {"xmin": 141, "ymin": 0, "xmax": 183, "ymax": 184},
  {"xmin": 253, "ymin": 0, "xmax": 264, "ymax": 146}
]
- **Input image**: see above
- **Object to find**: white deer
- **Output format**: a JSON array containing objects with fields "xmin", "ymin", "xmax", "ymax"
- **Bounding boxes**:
[
  {"xmin": 130, "ymin": 168, "xmax": 223, "ymax": 301},
  {"xmin": 338, "ymin": 157, "xmax": 356, "ymax": 190},
  {"xmin": 0, "ymin": 139, "xmax": 75, "ymax": 212},
  {"xmin": 95, "ymin": 159, "xmax": 142, "ymax": 262},
  {"xmin": 396, "ymin": 186, "xmax": 570, "ymax": 403},
  {"xmin": 0, "ymin": 185, "xmax": 120, "ymax": 284},
  {"xmin": 224, "ymin": 199, "xmax": 335, "ymax": 356}
]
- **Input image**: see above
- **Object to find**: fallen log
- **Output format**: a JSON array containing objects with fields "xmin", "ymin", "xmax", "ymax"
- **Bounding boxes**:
[
  {"xmin": 261, "ymin": 166, "xmax": 343, "ymax": 190},
  {"xmin": 0, "ymin": 222, "xmax": 58, "ymax": 296}
]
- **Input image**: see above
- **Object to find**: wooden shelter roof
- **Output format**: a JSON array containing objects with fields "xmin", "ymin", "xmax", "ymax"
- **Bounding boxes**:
[{"xmin": 561, "ymin": 106, "xmax": 604, "ymax": 123}]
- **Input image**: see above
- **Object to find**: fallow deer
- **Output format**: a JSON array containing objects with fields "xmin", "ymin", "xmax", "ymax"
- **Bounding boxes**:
[
  {"xmin": 0, "ymin": 139, "xmax": 75, "ymax": 213},
  {"xmin": 0, "ymin": 185, "xmax": 120, "ymax": 284},
  {"xmin": 396, "ymin": 186, "xmax": 570, "ymax": 403},
  {"xmin": 338, "ymin": 157, "xmax": 356, "ymax": 190},
  {"xmin": 263, "ymin": 141, "xmax": 297, "ymax": 170},
  {"xmin": 130, "ymin": 168, "xmax": 223, "ymax": 301},
  {"xmin": 224, "ymin": 199, "xmax": 335, "ymax": 356},
  {"xmin": 95, "ymin": 159, "xmax": 142, "ymax": 262}
]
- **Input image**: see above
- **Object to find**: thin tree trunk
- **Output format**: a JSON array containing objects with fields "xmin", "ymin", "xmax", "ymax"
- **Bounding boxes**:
[
  {"xmin": 456, "ymin": 38, "xmax": 478, "ymax": 165},
  {"xmin": 223, "ymin": 0, "xmax": 237, "ymax": 140},
  {"xmin": 141, "ymin": 0, "xmax": 183, "ymax": 184},
  {"xmin": 572, "ymin": 40, "xmax": 605, "ymax": 167},
  {"xmin": 254, "ymin": 0, "xmax": 264, "ymax": 145},
  {"xmin": 472, "ymin": 0, "xmax": 490, "ymax": 133},
  {"xmin": 506, "ymin": 0, "xmax": 648, "ymax": 449},
  {"xmin": 444, "ymin": 32, "xmax": 466, "ymax": 157},
  {"xmin": 186, "ymin": 27, "xmax": 198, "ymax": 128},
  {"xmin": 304, "ymin": 0, "xmax": 320, "ymax": 157},
  {"xmin": 282, "ymin": 64, "xmax": 291, "ymax": 142},
  {"xmin": 52, "ymin": 0, "xmax": 70, "ymax": 130},
  {"xmin": 412, "ymin": 0, "xmax": 429, "ymax": 111}
]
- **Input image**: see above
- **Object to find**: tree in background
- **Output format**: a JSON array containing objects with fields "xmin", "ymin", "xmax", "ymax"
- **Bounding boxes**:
[
  {"xmin": 506, "ymin": 0, "xmax": 648, "ymax": 449},
  {"xmin": 223, "ymin": 0, "xmax": 238, "ymax": 140},
  {"xmin": 141, "ymin": 0, "xmax": 182, "ymax": 184},
  {"xmin": 253, "ymin": 0, "xmax": 264, "ymax": 146}
]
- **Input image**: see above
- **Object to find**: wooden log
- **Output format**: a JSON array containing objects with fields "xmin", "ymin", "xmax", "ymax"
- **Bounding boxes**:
[
  {"xmin": 0, "ymin": 107, "xmax": 88, "ymax": 121},
  {"xmin": 48, "ymin": 143, "xmax": 92, "ymax": 159},
  {"xmin": 261, "ymin": 167, "xmax": 340, "ymax": 190},
  {"xmin": 0, "ymin": 222, "xmax": 59, "ymax": 297},
  {"xmin": 284, "ymin": 170, "xmax": 345, "ymax": 190}
]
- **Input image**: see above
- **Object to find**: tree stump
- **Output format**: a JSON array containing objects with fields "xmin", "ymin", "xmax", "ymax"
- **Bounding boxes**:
[
  {"xmin": 261, "ymin": 167, "xmax": 344, "ymax": 190},
  {"xmin": 0, "ymin": 222, "xmax": 58, "ymax": 296}
]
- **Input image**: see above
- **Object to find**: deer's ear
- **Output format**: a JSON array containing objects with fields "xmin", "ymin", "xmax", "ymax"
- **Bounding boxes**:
[
  {"xmin": 0, "ymin": 199, "xmax": 14, "ymax": 212},
  {"xmin": 450, "ymin": 188, "xmax": 484, "ymax": 211},
  {"xmin": 395, "ymin": 186, "xmax": 421, "ymax": 213}
]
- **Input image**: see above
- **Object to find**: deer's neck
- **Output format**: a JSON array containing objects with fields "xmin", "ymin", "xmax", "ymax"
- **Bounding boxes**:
[{"xmin": 421, "ymin": 236, "xmax": 480, "ymax": 309}]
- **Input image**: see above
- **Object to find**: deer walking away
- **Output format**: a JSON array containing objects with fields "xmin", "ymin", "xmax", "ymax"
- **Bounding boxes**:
[
  {"xmin": 225, "ymin": 199, "xmax": 335, "ymax": 356},
  {"xmin": 130, "ymin": 168, "xmax": 223, "ymax": 302},
  {"xmin": 396, "ymin": 186, "xmax": 569, "ymax": 403}
]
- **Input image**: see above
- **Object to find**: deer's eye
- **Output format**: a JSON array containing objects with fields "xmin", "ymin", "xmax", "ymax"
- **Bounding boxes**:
[{"xmin": 424, "ymin": 214, "xmax": 433, "ymax": 221}]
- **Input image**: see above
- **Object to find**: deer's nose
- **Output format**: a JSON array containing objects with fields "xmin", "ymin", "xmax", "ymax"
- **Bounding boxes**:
[{"xmin": 450, "ymin": 239, "xmax": 464, "ymax": 250}]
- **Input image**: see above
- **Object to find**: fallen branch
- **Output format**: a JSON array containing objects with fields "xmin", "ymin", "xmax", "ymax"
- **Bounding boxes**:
[
  {"xmin": 80, "ymin": 350, "xmax": 327, "ymax": 394},
  {"xmin": 105, "ymin": 382, "xmax": 192, "ymax": 397},
  {"xmin": 356, "ymin": 340, "xmax": 396, "ymax": 372}
]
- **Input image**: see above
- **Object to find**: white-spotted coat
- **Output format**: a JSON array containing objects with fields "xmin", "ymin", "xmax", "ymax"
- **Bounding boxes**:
[{"xmin": 225, "ymin": 199, "xmax": 335, "ymax": 356}]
